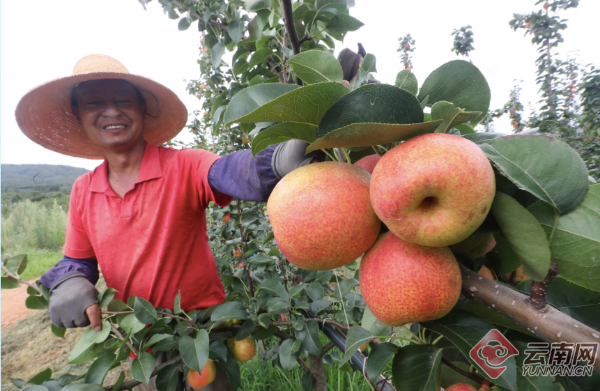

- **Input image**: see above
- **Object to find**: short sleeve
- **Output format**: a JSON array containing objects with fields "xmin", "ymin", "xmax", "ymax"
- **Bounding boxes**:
[
  {"xmin": 63, "ymin": 180, "xmax": 96, "ymax": 259},
  {"xmin": 190, "ymin": 149, "xmax": 234, "ymax": 208}
]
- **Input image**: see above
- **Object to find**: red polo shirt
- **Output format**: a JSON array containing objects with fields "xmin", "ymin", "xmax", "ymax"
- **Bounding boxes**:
[{"xmin": 64, "ymin": 142, "xmax": 233, "ymax": 311}]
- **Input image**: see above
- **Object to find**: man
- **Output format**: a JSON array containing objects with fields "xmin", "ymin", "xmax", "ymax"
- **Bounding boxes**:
[{"xmin": 16, "ymin": 54, "xmax": 321, "ymax": 390}]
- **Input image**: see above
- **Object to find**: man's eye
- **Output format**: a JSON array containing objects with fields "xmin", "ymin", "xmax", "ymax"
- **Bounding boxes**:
[{"xmin": 85, "ymin": 101, "xmax": 100, "ymax": 106}]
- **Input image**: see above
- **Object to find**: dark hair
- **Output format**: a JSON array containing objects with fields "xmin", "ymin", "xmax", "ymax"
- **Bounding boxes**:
[{"xmin": 70, "ymin": 79, "xmax": 146, "ymax": 108}]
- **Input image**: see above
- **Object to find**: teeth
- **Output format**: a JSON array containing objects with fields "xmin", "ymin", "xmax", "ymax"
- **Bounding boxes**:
[{"xmin": 105, "ymin": 125, "xmax": 126, "ymax": 130}]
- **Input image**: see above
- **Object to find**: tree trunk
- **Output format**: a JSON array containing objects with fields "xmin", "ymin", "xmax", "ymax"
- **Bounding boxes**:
[{"xmin": 308, "ymin": 353, "xmax": 328, "ymax": 391}]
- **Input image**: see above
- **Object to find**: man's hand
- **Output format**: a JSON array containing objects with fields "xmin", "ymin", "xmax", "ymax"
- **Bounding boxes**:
[
  {"xmin": 49, "ymin": 273, "xmax": 100, "ymax": 330},
  {"xmin": 271, "ymin": 140, "xmax": 325, "ymax": 179}
]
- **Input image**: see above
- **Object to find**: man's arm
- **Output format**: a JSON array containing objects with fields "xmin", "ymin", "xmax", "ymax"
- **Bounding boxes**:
[
  {"xmin": 208, "ymin": 140, "xmax": 323, "ymax": 202},
  {"xmin": 39, "ymin": 256, "xmax": 99, "ymax": 289}
]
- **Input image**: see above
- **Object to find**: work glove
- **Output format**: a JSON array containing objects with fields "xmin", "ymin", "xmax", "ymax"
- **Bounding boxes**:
[
  {"xmin": 271, "ymin": 140, "xmax": 325, "ymax": 179},
  {"xmin": 49, "ymin": 272, "xmax": 99, "ymax": 328}
]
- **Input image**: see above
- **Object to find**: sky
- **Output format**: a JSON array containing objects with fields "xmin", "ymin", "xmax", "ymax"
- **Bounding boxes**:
[{"xmin": 2, "ymin": 0, "xmax": 599, "ymax": 171}]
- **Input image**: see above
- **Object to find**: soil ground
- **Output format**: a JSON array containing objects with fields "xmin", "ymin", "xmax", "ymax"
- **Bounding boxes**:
[{"xmin": 0, "ymin": 279, "xmax": 132, "ymax": 390}]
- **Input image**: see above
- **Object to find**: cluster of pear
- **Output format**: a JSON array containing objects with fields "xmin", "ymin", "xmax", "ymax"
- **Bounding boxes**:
[
  {"xmin": 268, "ymin": 133, "xmax": 496, "ymax": 327},
  {"xmin": 187, "ymin": 320, "xmax": 256, "ymax": 389}
]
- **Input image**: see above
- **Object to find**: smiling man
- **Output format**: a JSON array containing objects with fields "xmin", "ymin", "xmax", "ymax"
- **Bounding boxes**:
[{"xmin": 16, "ymin": 54, "xmax": 321, "ymax": 390}]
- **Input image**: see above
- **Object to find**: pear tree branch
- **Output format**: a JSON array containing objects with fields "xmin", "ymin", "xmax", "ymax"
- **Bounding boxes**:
[
  {"xmin": 1, "ymin": 265, "xmax": 41, "ymax": 293},
  {"xmin": 459, "ymin": 264, "xmax": 600, "ymax": 373}
]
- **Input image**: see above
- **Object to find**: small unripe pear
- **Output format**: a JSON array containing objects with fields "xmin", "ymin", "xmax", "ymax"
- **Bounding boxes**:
[{"xmin": 227, "ymin": 337, "xmax": 256, "ymax": 362}]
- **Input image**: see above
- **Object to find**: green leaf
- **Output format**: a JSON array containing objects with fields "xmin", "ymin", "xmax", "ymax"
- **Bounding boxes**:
[
  {"xmin": 119, "ymin": 313, "xmax": 145, "ymax": 335},
  {"xmin": 440, "ymin": 361, "xmax": 479, "ymax": 389},
  {"xmin": 56, "ymin": 374, "xmax": 83, "ymax": 387},
  {"xmin": 422, "ymin": 310, "xmax": 518, "ymax": 390},
  {"xmin": 62, "ymin": 384, "xmax": 106, "ymax": 391},
  {"xmin": 178, "ymin": 17, "xmax": 191, "ymax": 31},
  {"xmin": 513, "ymin": 341, "xmax": 564, "ymax": 391},
  {"xmin": 144, "ymin": 334, "xmax": 171, "ymax": 350},
  {"xmin": 297, "ymin": 320, "xmax": 322, "ymax": 356},
  {"xmin": 84, "ymin": 353, "xmax": 116, "ymax": 384},
  {"xmin": 8, "ymin": 378, "xmax": 26, "ymax": 389},
  {"xmin": 417, "ymin": 60, "xmax": 490, "ymax": 125},
  {"xmin": 430, "ymin": 101, "xmax": 481, "ymax": 133},
  {"xmin": 179, "ymin": 329, "xmax": 210, "ymax": 373},
  {"xmin": 227, "ymin": 19, "xmax": 242, "ymax": 43},
  {"xmin": 236, "ymin": 320, "xmax": 256, "ymax": 341},
  {"xmin": 309, "ymin": 300, "xmax": 332, "ymax": 314},
  {"xmin": 211, "ymin": 42, "xmax": 226, "ymax": 69},
  {"xmin": 480, "ymin": 135, "xmax": 589, "ymax": 214},
  {"xmin": 395, "ymin": 70, "xmax": 418, "ymax": 95},
  {"xmin": 306, "ymin": 121, "xmax": 441, "ymax": 153},
  {"xmin": 318, "ymin": 83, "xmax": 424, "ymax": 138},
  {"xmin": 391, "ymin": 345, "xmax": 442, "ymax": 391},
  {"xmin": 462, "ymin": 301, "xmax": 536, "ymax": 337},
  {"xmin": 134, "ymin": 297, "xmax": 158, "ymax": 324},
  {"xmin": 463, "ymin": 132, "xmax": 505, "ymax": 144},
  {"xmin": 494, "ymin": 231, "xmax": 522, "ymax": 275},
  {"xmin": 210, "ymin": 301, "xmax": 248, "ymax": 323},
  {"xmin": 225, "ymin": 82, "xmax": 348, "ymax": 126},
  {"xmin": 132, "ymin": 352, "xmax": 156, "ymax": 386},
  {"xmin": 267, "ymin": 297, "xmax": 290, "ymax": 313},
  {"xmin": 491, "ymin": 192, "xmax": 551, "ymax": 281},
  {"xmin": 341, "ymin": 326, "xmax": 372, "ymax": 364},
  {"xmin": 361, "ymin": 307, "xmax": 392, "ymax": 336},
  {"xmin": 6, "ymin": 254, "xmax": 27, "ymax": 275},
  {"xmin": 287, "ymin": 50, "xmax": 343, "ymax": 84},
  {"xmin": 224, "ymin": 83, "xmax": 298, "ymax": 125},
  {"xmin": 326, "ymin": 14, "xmax": 364, "ymax": 32},
  {"xmin": 2, "ymin": 276, "xmax": 20, "ymax": 289},
  {"xmin": 221, "ymin": 349, "xmax": 241, "ymax": 389},
  {"xmin": 248, "ymin": 48, "xmax": 274, "ymax": 69},
  {"xmin": 244, "ymin": 0, "xmax": 271, "ymax": 11},
  {"xmin": 258, "ymin": 278, "xmax": 290, "ymax": 301},
  {"xmin": 93, "ymin": 320, "xmax": 110, "ymax": 344},
  {"xmin": 453, "ymin": 123, "xmax": 475, "ymax": 135},
  {"xmin": 110, "ymin": 372, "xmax": 125, "ymax": 391},
  {"xmin": 107, "ymin": 298, "xmax": 129, "ymax": 312},
  {"xmin": 251, "ymin": 122, "xmax": 318, "ymax": 156},
  {"xmin": 97, "ymin": 288, "xmax": 117, "ymax": 309},
  {"xmin": 366, "ymin": 342, "xmax": 397, "ymax": 380},
  {"xmin": 527, "ymin": 186, "xmax": 600, "ymax": 291},
  {"xmin": 51, "ymin": 324, "xmax": 66, "ymax": 339},
  {"xmin": 26, "ymin": 369, "xmax": 52, "ymax": 385},
  {"xmin": 279, "ymin": 338, "xmax": 302, "ymax": 370},
  {"xmin": 304, "ymin": 282, "xmax": 324, "ymax": 301},
  {"xmin": 335, "ymin": 278, "xmax": 358, "ymax": 297},
  {"xmin": 174, "ymin": 291, "xmax": 182, "ymax": 315},
  {"xmin": 25, "ymin": 295, "xmax": 48, "ymax": 310},
  {"xmin": 156, "ymin": 364, "xmax": 179, "ymax": 391}
]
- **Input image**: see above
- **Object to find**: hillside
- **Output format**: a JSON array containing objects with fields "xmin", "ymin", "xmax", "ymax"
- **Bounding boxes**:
[{"xmin": 1, "ymin": 164, "xmax": 89, "ymax": 192}]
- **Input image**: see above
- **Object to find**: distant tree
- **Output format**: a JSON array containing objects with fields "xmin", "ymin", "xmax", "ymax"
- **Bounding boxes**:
[
  {"xmin": 451, "ymin": 25, "xmax": 474, "ymax": 60},
  {"xmin": 397, "ymin": 34, "xmax": 416, "ymax": 69}
]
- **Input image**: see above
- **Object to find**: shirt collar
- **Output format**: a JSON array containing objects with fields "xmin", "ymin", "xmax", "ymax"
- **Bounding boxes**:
[{"xmin": 89, "ymin": 141, "xmax": 163, "ymax": 193}]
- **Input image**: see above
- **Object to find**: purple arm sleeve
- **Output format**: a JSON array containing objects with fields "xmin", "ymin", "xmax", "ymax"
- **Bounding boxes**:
[
  {"xmin": 39, "ymin": 256, "xmax": 99, "ymax": 289},
  {"xmin": 208, "ymin": 144, "xmax": 279, "ymax": 202}
]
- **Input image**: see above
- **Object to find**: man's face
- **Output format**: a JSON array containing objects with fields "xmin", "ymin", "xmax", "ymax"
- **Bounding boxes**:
[{"xmin": 74, "ymin": 79, "xmax": 146, "ymax": 152}]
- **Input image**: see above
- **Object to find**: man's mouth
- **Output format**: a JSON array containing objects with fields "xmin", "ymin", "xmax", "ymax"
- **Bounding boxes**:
[{"xmin": 104, "ymin": 125, "xmax": 127, "ymax": 130}]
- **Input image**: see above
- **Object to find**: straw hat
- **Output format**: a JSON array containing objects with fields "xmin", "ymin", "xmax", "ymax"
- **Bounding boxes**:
[{"xmin": 15, "ymin": 54, "xmax": 188, "ymax": 159}]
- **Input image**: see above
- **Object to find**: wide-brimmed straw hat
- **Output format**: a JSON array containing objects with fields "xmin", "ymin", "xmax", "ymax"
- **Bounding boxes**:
[{"xmin": 15, "ymin": 54, "xmax": 188, "ymax": 159}]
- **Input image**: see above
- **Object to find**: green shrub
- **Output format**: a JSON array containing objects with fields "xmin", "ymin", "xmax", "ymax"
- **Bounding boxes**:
[{"xmin": 1, "ymin": 199, "xmax": 67, "ymax": 251}]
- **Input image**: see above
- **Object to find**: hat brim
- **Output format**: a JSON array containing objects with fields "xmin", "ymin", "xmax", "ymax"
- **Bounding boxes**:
[{"xmin": 15, "ymin": 72, "xmax": 188, "ymax": 159}]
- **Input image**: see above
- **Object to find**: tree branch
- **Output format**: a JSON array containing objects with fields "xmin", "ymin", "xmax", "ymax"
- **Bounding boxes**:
[
  {"xmin": 320, "ymin": 341, "xmax": 336, "ymax": 357},
  {"xmin": 441, "ymin": 357, "xmax": 486, "ymax": 385},
  {"xmin": 281, "ymin": 0, "xmax": 302, "ymax": 85},
  {"xmin": 110, "ymin": 324, "xmax": 139, "ymax": 357},
  {"xmin": 460, "ymin": 264, "xmax": 600, "ymax": 373},
  {"xmin": 237, "ymin": 200, "xmax": 254, "ymax": 297},
  {"xmin": 2, "ymin": 265, "xmax": 40, "ymax": 293},
  {"xmin": 529, "ymin": 261, "xmax": 559, "ymax": 310}
]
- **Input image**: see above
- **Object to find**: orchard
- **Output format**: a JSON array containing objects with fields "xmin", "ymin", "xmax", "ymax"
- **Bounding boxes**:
[{"xmin": 2, "ymin": 1, "xmax": 599, "ymax": 391}]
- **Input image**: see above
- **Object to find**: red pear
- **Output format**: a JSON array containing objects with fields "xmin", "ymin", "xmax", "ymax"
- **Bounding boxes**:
[
  {"xmin": 360, "ymin": 233, "xmax": 461, "ymax": 326},
  {"xmin": 267, "ymin": 162, "xmax": 380, "ymax": 270},
  {"xmin": 370, "ymin": 133, "xmax": 495, "ymax": 247},
  {"xmin": 354, "ymin": 154, "xmax": 381, "ymax": 174}
]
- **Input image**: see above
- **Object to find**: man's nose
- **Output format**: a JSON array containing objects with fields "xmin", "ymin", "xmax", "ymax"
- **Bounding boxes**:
[{"xmin": 102, "ymin": 102, "xmax": 121, "ymax": 117}]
